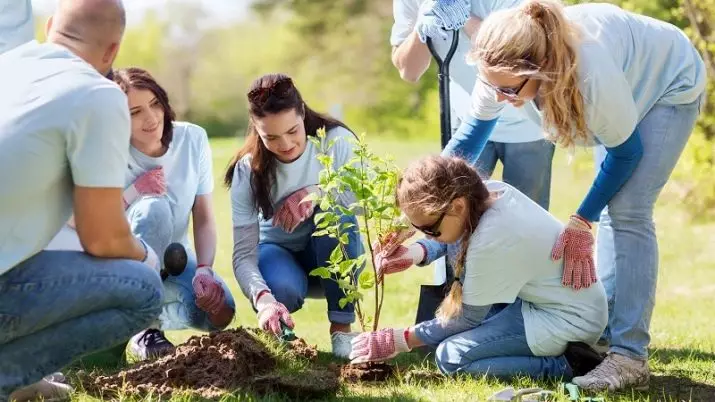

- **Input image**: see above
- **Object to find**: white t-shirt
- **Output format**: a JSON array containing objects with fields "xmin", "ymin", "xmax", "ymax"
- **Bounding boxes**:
[
  {"xmin": 0, "ymin": 41, "xmax": 131, "ymax": 275},
  {"xmin": 45, "ymin": 122, "xmax": 213, "ymax": 250},
  {"xmin": 470, "ymin": 3, "xmax": 707, "ymax": 148},
  {"xmin": 463, "ymin": 181, "xmax": 608, "ymax": 356},
  {"xmin": 0, "ymin": 0, "xmax": 34, "ymax": 55},
  {"xmin": 126, "ymin": 122, "xmax": 214, "ymax": 246},
  {"xmin": 230, "ymin": 126, "xmax": 355, "ymax": 251},
  {"xmin": 390, "ymin": 0, "xmax": 543, "ymax": 143}
]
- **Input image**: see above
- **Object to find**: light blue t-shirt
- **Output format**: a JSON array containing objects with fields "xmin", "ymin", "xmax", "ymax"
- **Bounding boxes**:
[
  {"xmin": 463, "ymin": 181, "xmax": 608, "ymax": 356},
  {"xmin": 0, "ymin": 41, "xmax": 131, "ymax": 275},
  {"xmin": 390, "ymin": 0, "xmax": 543, "ymax": 143},
  {"xmin": 127, "ymin": 122, "xmax": 214, "ymax": 247},
  {"xmin": 231, "ymin": 126, "xmax": 355, "ymax": 251},
  {"xmin": 471, "ymin": 3, "xmax": 707, "ymax": 148},
  {"xmin": 0, "ymin": 0, "xmax": 34, "ymax": 55}
]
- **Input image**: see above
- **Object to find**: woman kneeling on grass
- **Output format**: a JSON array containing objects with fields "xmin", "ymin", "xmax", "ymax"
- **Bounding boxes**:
[
  {"xmin": 226, "ymin": 73, "xmax": 363, "ymax": 358},
  {"xmin": 350, "ymin": 155, "xmax": 608, "ymax": 380}
]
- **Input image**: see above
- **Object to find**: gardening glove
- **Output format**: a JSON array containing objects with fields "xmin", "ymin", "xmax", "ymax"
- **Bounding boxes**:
[
  {"xmin": 414, "ymin": 1, "xmax": 449, "ymax": 43},
  {"xmin": 192, "ymin": 266, "xmax": 226, "ymax": 314},
  {"xmin": 374, "ymin": 242, "xmax": 425, "ymax": 280},
  {"xmin": 551, "ymin": 214, "xmax": 597, "ymax": 290},
  {"xmin": 255, "ymin": 292, "xmax": 295, "ymax": 336},
  {"xmin": 273, "ymin": 185, "xmax": 321, "ymax": 233},
  {"xmin": 139, "ymin": 239, "xmax": 160, "ymax": 273},
  {"xmin": 430, "ymin": 0, "xmax": 471, "ymax": 30},
  {"xmin": 123, "ymin": 167, "xmax": 167, "ymax": 208},
  {"xmin": 378, "ymin": 219, "xmax": 417, "ymax": 256},
  {"xmin": 349, "ymin": 328, "xmax": 411, "ymax": 364}
]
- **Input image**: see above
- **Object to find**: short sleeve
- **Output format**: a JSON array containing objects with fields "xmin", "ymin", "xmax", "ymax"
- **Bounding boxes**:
[
  {"xmin": 580, "ymin": 46, "xmax": 638, "ymax": 147},
  {"xmin": 66, "ymin": 85, "xmax": 130, "ymax": 188},
  {"xmin": 230, "ymin": 158, "xmax": 259, "ymax": 227},
  {"xmin": 390, "ymin": 0, "xmax": 419, "ymax": 47},
  {"xmin": 470, "ymin": 79, "xmax": 505, "ymax": 120},
  {"xmin": 195, "ymin": 125, "xmax": 214, "ymax": 195}
]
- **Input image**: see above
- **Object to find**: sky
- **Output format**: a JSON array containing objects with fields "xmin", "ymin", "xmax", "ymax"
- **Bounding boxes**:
[{"xmin": 31, "ymin": 0, "xmax": 250, "ymax": 24}]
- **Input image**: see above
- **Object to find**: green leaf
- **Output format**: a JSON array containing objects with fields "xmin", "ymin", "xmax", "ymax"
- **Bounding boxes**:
[
  {"xmin": 300, "ymin": 191, "xmax": 321, "ymax": 205},
  {"xmin": 338, "ymin": 260, "xmax": 355, "ymax": 276},
  {"xmin": 339, "ymin": 297, "xmax": 348, "ymax": 309},
  {"xmin": 309, "ymin": 267, "xmax": 331, "ymax": 279},
  {"xmin": 358, "ymin": 270, "xmax": 375, "ymax": 289},
  {"xmin": 312, "ymin": 229, "xmax": 330, "ymax": 237},
  {"xmin": 329, "ymin": 247, "xmax": 343, "ymax": 265},
  {"xmin": 339, "ymin": 233, "xmax": 350, "ymax": 244}
]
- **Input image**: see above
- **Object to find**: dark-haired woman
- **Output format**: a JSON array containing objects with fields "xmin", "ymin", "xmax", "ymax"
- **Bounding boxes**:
[
  {"xmin": 47, "ymin": 67, "xmax": 237, "ymax": 360},
  {"xmin": 226, "ymin": 74, "xmax": 362, "ymax": 358}
]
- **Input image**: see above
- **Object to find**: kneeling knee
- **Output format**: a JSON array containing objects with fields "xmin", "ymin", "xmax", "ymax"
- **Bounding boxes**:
[
  {"xmin": 435, "ymin": 342, "xmax": 461, "ymax": 375},
  {"xmin": 270, "ymin": 285, "xmax": 304, "ymax": 312}
]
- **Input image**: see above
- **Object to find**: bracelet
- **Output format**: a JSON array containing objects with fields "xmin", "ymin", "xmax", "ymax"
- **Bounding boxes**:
[
  {"xmin": 570, "ymin": 214, "xmax": 592, "ymax": 229},
  {"xmin": 255, "ymin": 289, "xmax": 271, "ymax": 304},
  {"xmin": 197, "ymin": 264, "xmax": 211, "ymax": 269}
]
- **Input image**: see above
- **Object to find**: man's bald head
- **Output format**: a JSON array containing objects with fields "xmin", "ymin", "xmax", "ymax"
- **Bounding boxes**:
[{"xmin": 46, "ymin": 0, "xmax": 126, "ymax": 75}]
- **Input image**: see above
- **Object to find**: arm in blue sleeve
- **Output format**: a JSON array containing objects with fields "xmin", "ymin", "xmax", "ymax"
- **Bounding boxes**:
[
  {"xmin": 577, "ymin": 128, "xmax": 644, "ymax": 222},
  {"xmin": 415, "ymin": 238, "xmax": 447, "ymax": 266},
  {"xmin": 441, "ymin": 116, "xmax": 498, "ymax": 165},
  {"xmin": 413, "ymin": 304, "xmax": 491, "ymax": 347}
]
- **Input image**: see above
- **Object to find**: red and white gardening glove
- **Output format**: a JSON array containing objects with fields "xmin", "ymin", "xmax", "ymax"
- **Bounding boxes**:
[
  {"xmin": 551, "ymin": 214, "xmax": 597, "ymax": 290},
  {"xmin": 273, "ymin": 185, "xmax": 321, "ymax": 233},
  {"xmin": 374, "ymin": 242, "xmax": 425, "ymax": 281},
  {"xmin": 349, "ymin": 328, "xmax": 412, "ymax": 364},
  {"xmin": 378, "ymin": 222, "xmax": 417, "ymax": 257},
  {"xmin": 255, "ymin": 292, "xmax": 295, "ymax": 335},
  {"xmin": 123, "ymin": 167, "xmax": 167, "ymax": 208},
  {"xmin": 192, "ymin": 266, "xmax": 226, "ymax": 314}
]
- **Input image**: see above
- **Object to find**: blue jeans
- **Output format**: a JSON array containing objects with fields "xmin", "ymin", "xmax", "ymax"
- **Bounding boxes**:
[
  {"xmin": 128, "ymin": 197, "xmax": 235, "ymax": 331},
  {"xmin": 0, "ymin": 251, "xmax": 163, "ymax": 398},
  {"xmin": 595, "ymin": 97, "xmax": 703, "ymax": 359},
  {"xmin": 257, "ymin": 211, "xmax": 364, "ymax": 324},
  {"xmin": 475, "ymin": 140, "xmax": 555, "ymax": 210},
  {"xmin": 417, "ymin": 301, "xmax": 572, "ymax": 379}
]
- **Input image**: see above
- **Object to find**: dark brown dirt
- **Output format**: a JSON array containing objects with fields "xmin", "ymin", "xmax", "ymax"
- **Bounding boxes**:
[
  {"xmin": 286, "ymin": 338, "xmax": 318, "ymax": 361},
  {"xmin": 251, "ymin": 368, "xmax": 340, "ymax": 399},
  {"xmin": 338, "ymin": 362, "xmax": 395, "ymax": 383},
  {"xmin": 83, "ymin": 328, "xmax": 277, "ymax": 399}
]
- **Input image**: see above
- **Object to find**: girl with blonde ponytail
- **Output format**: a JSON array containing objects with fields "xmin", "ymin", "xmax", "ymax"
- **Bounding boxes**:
[
  {"xmin": 349, "ymin": 156, "xmax": 608, "ymax": 381},
  {"xmin": 439, "ymin": 0, "xmax": 706, "ymax": 391}
]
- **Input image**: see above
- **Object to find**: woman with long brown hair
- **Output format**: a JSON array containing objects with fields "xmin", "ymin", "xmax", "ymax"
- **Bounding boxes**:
[
  {"xmin": 350, "ymin": 156, "xmax": 608, "ymax": 381},
  {"xmin": 227, "ymin": 73, "xmax": 362, "ymax": 358}
]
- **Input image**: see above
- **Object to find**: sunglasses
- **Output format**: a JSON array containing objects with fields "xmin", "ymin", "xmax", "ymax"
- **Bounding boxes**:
[
  {"xmin": 247, "ymin": 77, "xmax": 293, "ymax": 106},
  {"xmin": 411, "ymin": 210, "xmax": 448, "ymax": 238},
  {"xmin": 478, "ymin": 76, "xmax": 529, "ymax": 99}
]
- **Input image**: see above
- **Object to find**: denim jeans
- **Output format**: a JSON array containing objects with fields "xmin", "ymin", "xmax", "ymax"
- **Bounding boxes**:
[
  {"xmin": 475, "ymin": 140, "xmax": 555, "ymax": 210},
  {"xmin": 417, "ymin": 300, "xmax": 572, "ymax": 379},
  {"xmin": 594, "ymin": 97, "xmax": 703, "ymax": 359},
  {"xmin": 0, "ymin": 251, "xmax": 163, "ymax": 399},
  {"xmin": 257, "ymin": 210, "xmax": 364, "ymax": 324},
  {"xmin": 128, "ymin": 197, "xmax": 235, "ymax": 331}
]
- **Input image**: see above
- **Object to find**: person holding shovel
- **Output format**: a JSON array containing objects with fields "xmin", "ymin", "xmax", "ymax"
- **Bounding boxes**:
[
  {"xmin": 435, "ymin": 0, "xmax": 706, "ymax": 391},
  {"xmin": 226, "ymin": 73, "xmax": 364, "ymax": 359},
  {"xmin": 350, "ymin": 155, "xmax": 608, "ymax": 381},
  {"xmin": 47, "ymin": 67, "xmax": 237, "ymax": 361}
]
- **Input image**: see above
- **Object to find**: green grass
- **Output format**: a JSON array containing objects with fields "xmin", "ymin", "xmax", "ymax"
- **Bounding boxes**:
[{"xmin": 69, "ymin": 137, "xmax": 715, "ymax": 401}]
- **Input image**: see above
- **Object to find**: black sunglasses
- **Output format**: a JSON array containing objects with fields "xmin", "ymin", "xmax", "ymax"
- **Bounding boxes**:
[
  {"xmin": 411, "ymin": 210, "xmax": 448, "ymax": 238},
  {"xmin": 478, "ymin": 76, "xmax": 529, "ymax": 99},
  {"xmin": 247, "ymin": 77, "xmax": 293, "ymax": 106}
]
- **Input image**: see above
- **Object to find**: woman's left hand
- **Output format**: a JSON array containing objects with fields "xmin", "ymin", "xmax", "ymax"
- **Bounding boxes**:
[
  {"xmin": 551, "ymin": 214, "xmax": 597, "ymax": 290},
  {"xmin": 273, "ymin": 185, "xmax": 320, "ymax": 233},
  {"xmin": 192, "ymin": 267, "xmax": 226, "ymax": 314}
]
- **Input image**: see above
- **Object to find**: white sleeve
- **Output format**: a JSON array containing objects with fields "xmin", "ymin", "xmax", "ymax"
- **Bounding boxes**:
[
  {"xmin": 469, "ymin": 79, "xmax": 505, "ymax": 120},
  {"xmin": 580, "ymin": 49, "xmax": 638, "ymax": 148},
  {"xmin": 390, "ymin": 0, "xmax": 419, "ymax": 47},
  {"xmin": 195, "ymin": 125, "xmax": 214, "ymax": 195},
  {"xmin": 472, "ymin": 0, "xmax": 524, "ymax": 18},
  {"xmin": 66, "ymin": 85, "xmax": 130, "ymax": 188},
  {"xmin": 230, "ymin": 159, "xmax": 259, "ymax": 226},
  {"xmin": 0, "ymin": 0, "xmax": 34, "ymax": 55}
]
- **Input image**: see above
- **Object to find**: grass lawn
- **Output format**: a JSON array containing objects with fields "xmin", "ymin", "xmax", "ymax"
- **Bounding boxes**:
[{"xmin": 68, "ymin": 137, "xmax": 715, "ymax": 401}]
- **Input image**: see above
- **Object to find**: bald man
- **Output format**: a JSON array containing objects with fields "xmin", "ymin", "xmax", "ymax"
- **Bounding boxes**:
[{"xmin": 0, "ymin": 1, "xmax": 164, "ymax": 400}]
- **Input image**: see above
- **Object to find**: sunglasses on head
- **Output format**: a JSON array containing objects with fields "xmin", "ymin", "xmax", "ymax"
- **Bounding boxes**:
[
  {"xmin": 478, "ymin": 75, "xmax": 529, "ymax": 99},
  {"xmin": 411, "ymin": 209, "xmax": 448, "ymax": 238},
  {"xmin": 247, "ymin": 77, "xmax": 293, "ymax": 106}
]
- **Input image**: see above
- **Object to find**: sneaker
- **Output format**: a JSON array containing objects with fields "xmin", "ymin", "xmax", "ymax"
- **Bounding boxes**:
[
  {"xmin": 128, "ymin": 328, "xmax": 175, "ymax": 360},
  {"xmin": 572, "ymin": 352, "xmax": 650, "ymax": 391},
  {"xmin": 592, "ymin": 338, "xmax": 610, "ymax": 355},
  {"xmin": 564, "ymin": 342, "xmax": 605, "ymax": 377},
  {"xmin": 331, "ymin": 331, "xmax": 360, "ymax": 359},
  {"xmin": 9, "ymin": 379, "xmax": 73, "ymax": 402}
]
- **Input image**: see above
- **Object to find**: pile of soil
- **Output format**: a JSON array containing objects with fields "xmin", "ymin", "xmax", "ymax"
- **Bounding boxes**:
[
  {"xmin": 83, "ymin": 329, "xmax": 277, "ymax": 399},
  {"xmin": 338, "ymin": 362, "xmax": 395, "ymax": 383},
  {"xmin": 286, "ymin": 338, "xmax": 318, "ymax": 361}
]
